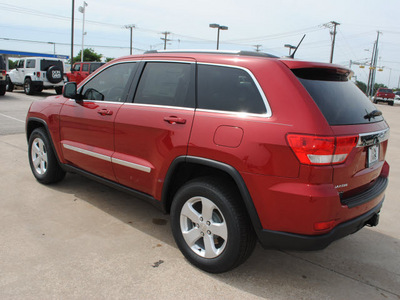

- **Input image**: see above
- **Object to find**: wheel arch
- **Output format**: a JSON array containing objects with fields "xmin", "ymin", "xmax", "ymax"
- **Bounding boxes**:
[
  {"xmin": 26, "ymin": 117, "xmax": 63, "ymax": 166},
  {"xmin": 162, "ymin": 156, "xmax": 263, "ymax": 233}
]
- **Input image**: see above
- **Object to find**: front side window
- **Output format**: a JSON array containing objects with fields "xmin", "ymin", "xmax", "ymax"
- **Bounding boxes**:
[
  {"xmin": 72, "ymin": 63, "xmax": 81, "ymax": 71},
  {"xmin": 18, "ymin": 60, "xmax": 24, "ymax": 68},
  {"xmin": 26, "ymin": 59, "xmax": 36, "ymax": 68},
  {"xmin": 134, "ymin": 62, "xmax": 194, "ymax": 108},
  {"xmin": 197, "ymin": 65, "xmax": 266, "ymax": 114},
  {"xmin": 80, "ymin": 63, "xmax": 137, "ymax": 102}
]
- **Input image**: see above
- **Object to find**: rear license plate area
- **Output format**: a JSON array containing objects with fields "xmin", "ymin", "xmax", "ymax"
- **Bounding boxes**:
[{"xmin": 367, "ymin": 144, "xmax": 379, "ymax": 167}]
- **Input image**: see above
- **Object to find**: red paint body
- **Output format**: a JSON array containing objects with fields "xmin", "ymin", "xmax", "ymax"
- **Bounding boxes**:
[{"xmin": 27, "ymin": 52, "xmax": 390, "ymax": 239}]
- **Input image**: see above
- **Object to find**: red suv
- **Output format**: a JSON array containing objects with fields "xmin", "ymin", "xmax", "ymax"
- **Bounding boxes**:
[
  {"xmin": 65, "ymin": 61, "xmax": 105, "ymax": 84},
  {"xmin": 373, "ymin": 87, "xmax": 395, "ymax": 106},
  {"xmin": 26, "ymin": 51, "xmax": 390, "ymax": 273}
]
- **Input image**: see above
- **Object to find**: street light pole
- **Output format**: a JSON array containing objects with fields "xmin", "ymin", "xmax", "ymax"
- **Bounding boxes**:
[
  {"xmin": 209, "ymin": 23, "xmax": 228, "ymax": 50},
  {"xmin": 79, "ymin": 1, "xmax": 88, "ymax": 62}
]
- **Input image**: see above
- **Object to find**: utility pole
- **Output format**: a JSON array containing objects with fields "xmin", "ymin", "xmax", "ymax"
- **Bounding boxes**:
[
  {"xmin": 78, "ymin": 1, "xmax": 88, "ymax": 62},
  {"xmin": 71, "ymin": 0, "xmax": 75, "ymax": 64},
  {"xmin": 124, "ymin": 24, "xmax": 135, "ymax": 55},
  {"xmin": 254, "ymin": 45, "xmax": 262, "ymax": 52},
  {"xmin": 367, "ymin": 31, "xmax": 381, "ymax": 97},
  {"xmin": 328, "ymin": 21, "xmax": 340, "ymax": 63},
  {"xmin": 160, "ymin": 31, "xmax": 171, "ymax": 50}
]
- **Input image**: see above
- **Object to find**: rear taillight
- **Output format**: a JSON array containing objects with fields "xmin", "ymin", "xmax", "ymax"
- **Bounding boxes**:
[
  {"xmin": 37, "ymin": 71, "xmax": 41, "ymax": 78},
  {"xmin": 1, "ymin": 70, "xmax": 5, "ymax": 76},
  {"xmin": 286, "ymin": 134, "xmax": 358, "ymax": 165}
]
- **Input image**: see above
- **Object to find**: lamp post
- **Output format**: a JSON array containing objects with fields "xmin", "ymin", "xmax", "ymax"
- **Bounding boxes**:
[
  {"xmin": 78, "ymin": 1, "xmax": 88, "ymax": 62},
  {"xmin": 284, "ymin": 44, "xmax": 296, "ymax": 56},
  {"xmin": 209, "ymin": 23, "xmax": 228, "ymax": 50}
]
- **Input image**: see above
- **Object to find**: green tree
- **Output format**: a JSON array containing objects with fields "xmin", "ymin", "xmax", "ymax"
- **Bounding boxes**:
[
  {"xmin": 105, "ymin": 57, "xmax": 115, "ymax": 62},
  {"xmin": 8, "ymin": 59, "xmax": 16, "ymax": 69},
  {"xmin": 356, "ymin": 81, "xmax": 367, "ymax": 94},
  {"xmin": 72, "ymin": 48, "xmax": 102, "ymax": 64}
]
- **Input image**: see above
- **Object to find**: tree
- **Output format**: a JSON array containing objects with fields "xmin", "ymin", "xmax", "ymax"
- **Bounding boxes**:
[
  {"xmin": 105, "ymin": 57, "xmax": 115, "ymax": 62},
  {"xmin": 356, "ymin": 81, "xmax": 367, "ymax": 94},
  {"xmin": 72, "ymin": 48, "xmax": 102, "ymax": 64}
]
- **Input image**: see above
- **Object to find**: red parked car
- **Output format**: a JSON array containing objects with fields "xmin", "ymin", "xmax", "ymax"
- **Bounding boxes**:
[
  {"xmin": 373, "ymin": 87, "xmax": 395, "ymax": 106},
  {"xmin": 26, "ymin": 51, "xmax": 390, "ymax": 273},
  {"xmin": 65, "ymin": 61, "xmax": 105, "ymax": 84}
]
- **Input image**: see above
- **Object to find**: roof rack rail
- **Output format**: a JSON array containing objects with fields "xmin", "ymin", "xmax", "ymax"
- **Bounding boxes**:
[{"xmin": 143, "ymin": 49, "xmax": 278, "ymax": 58}]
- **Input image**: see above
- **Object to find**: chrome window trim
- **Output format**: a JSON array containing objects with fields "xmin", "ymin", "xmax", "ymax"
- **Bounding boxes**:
[
  {"xmin": 62, "ymin": 143, "xmax": 152, "ymax": 173},
  {"xmin": 122, "ymin": 102, "xmax": 195, "ymax": 111},
  {"xmin": 197, "ymin": 62, "xmax": 272, "ymax": 118}
]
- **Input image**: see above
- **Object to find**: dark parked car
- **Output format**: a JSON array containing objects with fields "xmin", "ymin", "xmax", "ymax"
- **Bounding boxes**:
[{"xmin": 26, "ymin": 51, "xmax": 390, "ymax": 273}]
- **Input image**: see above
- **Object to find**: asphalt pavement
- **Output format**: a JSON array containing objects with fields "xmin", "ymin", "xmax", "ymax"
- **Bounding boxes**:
[{"xmin": 0, "ymin": 90, "xmax": 399, "ymax": 299}]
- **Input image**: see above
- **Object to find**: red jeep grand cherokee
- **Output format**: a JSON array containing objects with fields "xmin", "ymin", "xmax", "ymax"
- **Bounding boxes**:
[{"xmin": 26, "ymin": 51, "xmax": 390, "ymax": 273}]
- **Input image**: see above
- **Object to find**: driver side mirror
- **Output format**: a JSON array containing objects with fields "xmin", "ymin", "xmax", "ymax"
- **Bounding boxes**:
[{"xmin": 63, "ymin": 82, "xmax": 81, "ymax": 100}]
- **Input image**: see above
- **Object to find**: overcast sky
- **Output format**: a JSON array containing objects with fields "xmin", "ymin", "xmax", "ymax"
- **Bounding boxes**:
[{"xmin": 1, "ymin": 0, "xmax": 399, "ymax": 87}]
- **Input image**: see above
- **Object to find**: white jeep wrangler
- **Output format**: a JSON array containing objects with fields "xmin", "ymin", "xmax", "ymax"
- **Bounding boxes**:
[{"xmin": 8, "ymin": 57, "xmax": 65, "ymax": 95}]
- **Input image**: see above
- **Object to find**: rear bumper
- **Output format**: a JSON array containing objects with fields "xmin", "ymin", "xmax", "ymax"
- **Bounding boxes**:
[{"xmin": 257, "ymin": 199, "xmax": 383, "ymax": 251}]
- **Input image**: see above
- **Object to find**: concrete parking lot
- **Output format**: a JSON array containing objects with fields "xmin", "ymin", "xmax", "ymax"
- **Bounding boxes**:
[{"xmin": 0, "ymin": 91, "xmax": 399, "ymax": 299}]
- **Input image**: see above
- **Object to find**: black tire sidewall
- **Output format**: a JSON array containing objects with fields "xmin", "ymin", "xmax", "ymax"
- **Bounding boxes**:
[{"xmin": 171, "ymin": 179, "xmax": 247, "ymax": 273}]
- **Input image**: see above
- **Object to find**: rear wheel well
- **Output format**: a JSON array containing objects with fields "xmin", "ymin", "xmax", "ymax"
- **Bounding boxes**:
[{"xmin": 164, "ymin": 162, "xmax": 242, "ymax": 214}]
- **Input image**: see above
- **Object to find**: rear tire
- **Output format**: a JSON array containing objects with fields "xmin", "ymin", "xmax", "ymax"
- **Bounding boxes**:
[
  {"xmin": 170, "ymin": 177, "xmax": 256, "ymax": 273},
  {"xmin": 389, "ymin": 101, "xmax": 394, "ymax": 106},
  {"xmin": 0, "ymin": 85, "xmax": 5, "ymax": 96},
  {"xmin": 28, "ymin": 128, "xmax": 66, "ymax": 184}
]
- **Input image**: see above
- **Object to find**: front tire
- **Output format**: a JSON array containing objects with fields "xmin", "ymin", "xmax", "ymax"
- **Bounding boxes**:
[
  {"xmin": 28, "ymin": 128, "xmax": 66, "ymax": 184},
  {"xmin": 170, "ymin": 177, "xmax": 256, "ymax": 273},
  {"xmin": 6, "ymin": 76, "xmax": 14, "ymax": 92}
]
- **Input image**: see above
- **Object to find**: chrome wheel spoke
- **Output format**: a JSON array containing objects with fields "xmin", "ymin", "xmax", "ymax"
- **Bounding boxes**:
[
  {"xmin": 182, "ymin": 227, "xmax": 202, "ymax": 247},
  {"xmin": 201, "ymin": 198, "xmax": 215, "ymax": 222},
  {"xmin": 181, "ymin": 201, "xmax": 201, "ymax": 223},
  {"xmin": 203, "ymin": 234, "xmax": 218, "ymax": 258},
  {"xmin": 209, "ymin": 222, "xmax": 228, "ymax": 240}
]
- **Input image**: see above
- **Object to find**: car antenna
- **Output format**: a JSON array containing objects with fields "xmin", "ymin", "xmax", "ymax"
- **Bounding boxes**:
[{"xmin": 289, "ymin": 34, "xmax": 306, "ymax": 59}]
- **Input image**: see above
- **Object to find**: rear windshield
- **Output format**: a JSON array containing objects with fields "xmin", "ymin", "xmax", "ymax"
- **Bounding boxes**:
[
  {"xmin": 294, "ymin": 68, "xmax": 384, "ymax": 125},
  {"xmin": 40, "ymin": 59, "xmax": 64, "ymax": 72},
  {"xmin": 378, "ymin": 89, "xmax": 392, "ymax": 94}
]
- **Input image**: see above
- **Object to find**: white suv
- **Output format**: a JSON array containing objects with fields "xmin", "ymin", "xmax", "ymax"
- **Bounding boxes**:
[{"xmin": 8, "ymin": 57, "xmax": 65, "ymax": 95}]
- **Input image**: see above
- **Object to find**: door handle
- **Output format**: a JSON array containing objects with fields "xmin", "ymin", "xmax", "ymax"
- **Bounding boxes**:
[
  {"xmin": 97, "ymin": 109, "xmax": 113, "ymax": 116},
  {"xmin": 164, "ymin": 116, "xmax": 186, "ymax": 124}
]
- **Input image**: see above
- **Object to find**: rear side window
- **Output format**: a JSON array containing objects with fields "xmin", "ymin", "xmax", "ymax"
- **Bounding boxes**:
[
  {"xmin": 294, "ymin": 68, "xmax": 384, "ymax": 125},
  {"xmin": 26, "ymin": 59, "xmax": 36, "ymax": 68},
  {"xmin": 0, "ymin": 56, "xmax": 6, "ymax": 69},
  {"xmin": 134, "ymin": 62, "xmax": 194, "ymax": 108},
  {"xmin": 197, "ymin": 65, "xmax": 266, "ymax": 114},
  {"xmin": 40, "ymin": 59, "xmax": 64, "ymax": 72},
  {"xmin": 90, "ymin": 63, "xmax": 103, "ymax": 73}
]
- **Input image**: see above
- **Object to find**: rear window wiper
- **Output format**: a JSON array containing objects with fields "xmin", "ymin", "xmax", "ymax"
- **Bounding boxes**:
[{"xmin": 364, "ymin": 109, "xmax": 382, "ymax": 121}]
